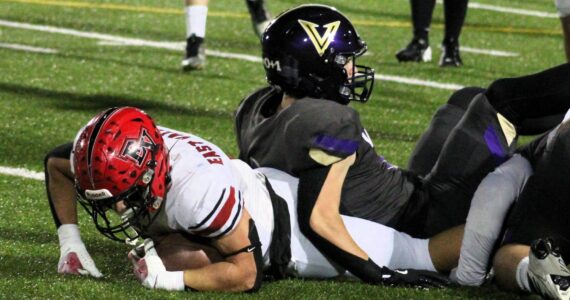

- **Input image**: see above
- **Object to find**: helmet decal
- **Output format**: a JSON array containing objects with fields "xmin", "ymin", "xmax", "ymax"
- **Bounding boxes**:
[
  {"xmin": 262, "ymin": 5, "xmax": 375, "ymax": 103},
  {"xmin": 298, "ymin": 19, "xmax": 341, "ymax": 56},
  {"xmin": 120, "ymin": 128, "xmax": 156, "ymax": 166}
]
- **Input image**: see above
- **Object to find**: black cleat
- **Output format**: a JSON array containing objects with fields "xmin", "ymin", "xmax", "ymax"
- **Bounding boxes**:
[
  {"xmin": 181, "ymin": 34, "xmax": 206, "ymax": 71},
  {"xmin": 395, "ymin": 38, "xmax": 432, "ymax": 62},
  {"xmin": 439, "ymin": 41, "xmax": 463, "ymax": 67}
]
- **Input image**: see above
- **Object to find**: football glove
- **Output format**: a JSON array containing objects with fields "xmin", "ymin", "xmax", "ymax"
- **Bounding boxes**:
[
  {"xmin": 129, "ymin": 238, "xmax": 185, "ymax": 291},
  {"xmin": 57, "ymin": 224, "xmax": 103, "ymax": 278},
  {"xmin": 381, "ymin": 266, "xmax": 452, "ymax": 289}
]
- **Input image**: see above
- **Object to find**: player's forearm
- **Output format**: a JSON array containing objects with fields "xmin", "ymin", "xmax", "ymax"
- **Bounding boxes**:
[
  {"xmin": 182, "ymin": 254, "xmax": 257, "ymax": 292},
  {"xmin": 46, "ymin": 157, "xmax": 79, "ymax": 225},
  {"xmin": 310, "ymin": 153, "xmax": 367, "ymax": 259},
  {"xmin": 310, "ymin": 208, "xmax": 368, "ymax": 260}
]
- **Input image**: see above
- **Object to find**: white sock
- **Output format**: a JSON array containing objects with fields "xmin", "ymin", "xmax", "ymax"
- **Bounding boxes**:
[
  {"xmin": 185, "ymin": 5, "xmax": 208, "ymax": 38},
  {"xmin": 516, "ymin": 256, "xmax": 532, "ymax": 292}
]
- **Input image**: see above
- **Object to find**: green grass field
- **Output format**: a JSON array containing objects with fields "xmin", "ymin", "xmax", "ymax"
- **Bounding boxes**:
[{"xmin": 0, "ymin": 0, "xmax": 564, "ymax": 298}]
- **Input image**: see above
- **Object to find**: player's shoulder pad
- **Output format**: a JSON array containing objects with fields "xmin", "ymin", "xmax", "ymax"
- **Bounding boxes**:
[
  {"xmin": 235, "ymin": 86, "xmax": 281, "ymax": 127},
  {"xmin": 287, "ymin": 100, "xmax": 363, "ymax": 160}
]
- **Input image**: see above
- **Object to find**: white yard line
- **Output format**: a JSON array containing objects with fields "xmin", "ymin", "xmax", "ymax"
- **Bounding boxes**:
[
  {"xmin": 461, "ymin": 47, "xmax": 518, "ymax": 57},
  {"xmin": 0, "ymin": 19, "xmax": 467, "ymax": 90},
  {"xmin": 0, "ymin": 42, "xmax": 58, "ymax": 53},
  {"xmin": 468, "ymin": 2, "xmax": 558, "ymax": 18},
  {"xmin": 434, "ymin": 0, "xmax": 558, "ymax": 18},
  {"xmin": 378, "ymin": 74, "xmax": 463, "ymax": 90},
  {"xmin": 0, "ymin": 166, "xmax": 43, "ymax": 181}
]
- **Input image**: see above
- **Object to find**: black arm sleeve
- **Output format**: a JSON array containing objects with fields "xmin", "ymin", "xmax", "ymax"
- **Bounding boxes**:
[
  {"xmin": 297, "ymin": 166, "xmax": 385, "ymax": 284},
  {"xmin": 44, "ymin": 142, "xmax": 74, "ymax": 229},
  {"xmin": 246, "ymin": 219, "xmax": 264, "ymax": 292}
]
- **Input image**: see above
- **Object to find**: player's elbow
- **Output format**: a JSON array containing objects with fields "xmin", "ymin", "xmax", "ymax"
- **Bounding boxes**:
[
  {"xmin": 298, "ymin": 205, "xmax": 337, "ymax": 244},
  {"xmin": 309, "ymin": 205, "xmax": 338, "ymax": 238},
  {"xmin": 227, "ymin": 255, "xmax": 260, "ymax": 292},
  {"xmin": 242, "ymin": 267, "xmax": 259, "ymax": 292},
  {"xmin": 236, "ymin": 262, "xmax": 259, "ymax": 292}
]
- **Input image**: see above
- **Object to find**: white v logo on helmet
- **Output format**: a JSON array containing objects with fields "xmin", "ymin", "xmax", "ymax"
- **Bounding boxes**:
[{"xmin": 298, "ymin": 19, "xmax": 341, "ymax": 56}]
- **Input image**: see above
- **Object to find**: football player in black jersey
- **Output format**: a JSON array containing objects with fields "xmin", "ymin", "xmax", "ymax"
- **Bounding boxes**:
[{"xmin": 235, "ymin": 4, "xmax": 570, "ymax": 285}]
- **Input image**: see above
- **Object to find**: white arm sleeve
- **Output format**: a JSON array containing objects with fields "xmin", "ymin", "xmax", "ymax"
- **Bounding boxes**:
[
  {"xmin": 454, "ymin": 154, "xmax": 532, "ymax": 286},
  {"xmin": 556, "ymin": 0, "xmax": 570, "ymax": 17}
]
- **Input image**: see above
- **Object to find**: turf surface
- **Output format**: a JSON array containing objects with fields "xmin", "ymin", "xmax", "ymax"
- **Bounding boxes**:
[{"xmin": 0, "ymin": 0, "xmax": 562, "ymax": 298}]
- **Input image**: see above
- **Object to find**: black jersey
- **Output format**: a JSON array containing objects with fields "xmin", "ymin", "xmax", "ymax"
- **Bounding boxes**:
[{"xmin": 235, "ymin": 87, "xmax": 415, "ymax": 225}]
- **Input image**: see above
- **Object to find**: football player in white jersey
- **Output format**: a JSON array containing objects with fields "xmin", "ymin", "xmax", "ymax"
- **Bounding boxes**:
[
  {"xmin": 44, "ymin": 107, "xmax": 449, "ymax": 292},
  {"xmin": 182, "ymin": 0, "xmax": 271, "ymax": 71}
]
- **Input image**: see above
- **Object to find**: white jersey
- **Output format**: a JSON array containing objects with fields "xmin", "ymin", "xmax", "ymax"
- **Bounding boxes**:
[
  {"xmin": 147, "ymin": 127, "xmax": 434, "ymax": 278},
  {"xmin": 145, "ymin": 127, "xmax": 273, "ymax": 259}
]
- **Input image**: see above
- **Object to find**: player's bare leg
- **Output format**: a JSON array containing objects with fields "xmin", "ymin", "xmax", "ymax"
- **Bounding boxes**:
[
  {"xmin": 493, "ymin": 244, "xmax": 530, "ymax": 292},
  {"xmin": 428, "ymin": 225, "xmax": 464, "ymax": 272}
]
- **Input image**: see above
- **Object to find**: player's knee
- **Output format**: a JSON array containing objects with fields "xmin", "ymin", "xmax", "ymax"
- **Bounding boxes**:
[
  {"xmin": 298, "ymin": 208, "xmax": 323, "ymax": 243},
  {"xmin": 44, "ymin": 143, "xmax": 74, "ymax": 179},
  {"xmin": 447, "ymin": 86, "xmax": 486, "ymax": 110},
  {"xmin": 44, "ymin": 151, "xmax": 59, "ymax": 180}
]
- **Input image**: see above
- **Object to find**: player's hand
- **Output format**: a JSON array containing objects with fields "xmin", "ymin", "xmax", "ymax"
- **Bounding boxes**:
[
  {"xmin": 131, "ymin": 239, "xmax": 166, "ymax": 288},
  {"xmin": 381, "ymin": 267, "xmax": 451, "ymax": 289},
  {"xmin": 57, "ymin": 224, "xmax": 103, "ymax": 278},
  {"xmin": 58, "ymin": 241, "xmax": 103, "ymax": 277},
  {"xmin": 130, "ymin": 238, "xmax": 185, "ymax": 291}
]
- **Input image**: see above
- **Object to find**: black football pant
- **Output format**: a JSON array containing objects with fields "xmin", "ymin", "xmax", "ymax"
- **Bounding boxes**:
[
  {"xmin": 503, "ymin": 122, "xmax": 570, "ymax": 259},
  {"xmin": 401, "ymin": 63, "xmax": 570, "ymax": 237},
  {"xmin": 408, "ymin": 63, "xmax": 570, "ymax": 177},
  {"xmin": 410, "ymin": 0, "xmax": 469, "ymax": 44}
]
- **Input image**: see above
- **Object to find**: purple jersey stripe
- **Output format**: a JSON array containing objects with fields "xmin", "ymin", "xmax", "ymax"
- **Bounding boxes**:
[
  {"xmin": 313, "ymin": 134, "xmax": 359, "ymax": 155},
  {"xmin": 484, "ymin": 125, "xmax": 508, "ymax": 165}
]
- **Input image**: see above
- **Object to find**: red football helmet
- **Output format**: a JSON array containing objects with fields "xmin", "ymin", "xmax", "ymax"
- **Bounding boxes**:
[{"xmin": 72, "ymin": 107, "xmax": 170, "ymax": 242}]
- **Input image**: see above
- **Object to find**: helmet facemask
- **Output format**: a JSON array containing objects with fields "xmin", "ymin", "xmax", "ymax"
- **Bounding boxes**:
[
  {"xmin": 76, "ymin": 149, "xmax": 163, "ymax": 245},
  {"xmin": 322, "ymin": 48, "xmax": 375, "ymax": 105},
  {"xmin": 77, "ymin": 162, "xmax": 162, "ymax": 244}
]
